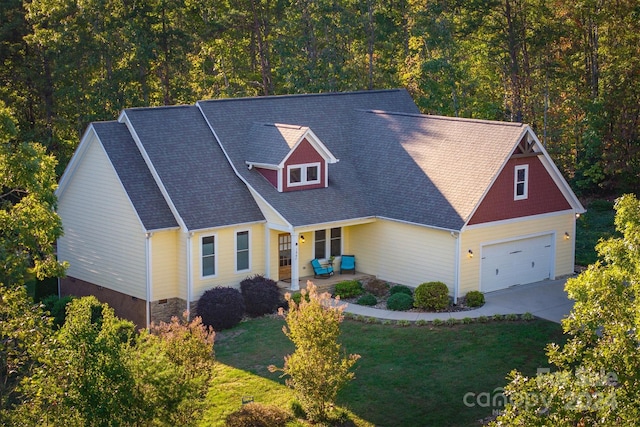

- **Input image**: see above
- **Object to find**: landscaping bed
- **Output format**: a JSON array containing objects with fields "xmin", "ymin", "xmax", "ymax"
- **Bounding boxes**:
[{"xmin": 335, "ymin": 277, "xmax": 484, "ymax": 313}]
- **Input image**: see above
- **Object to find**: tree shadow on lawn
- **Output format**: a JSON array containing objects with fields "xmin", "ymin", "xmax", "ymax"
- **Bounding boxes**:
[{"xmin": 214, "ymin": 316, "xmax": 564, "ymax": 427}]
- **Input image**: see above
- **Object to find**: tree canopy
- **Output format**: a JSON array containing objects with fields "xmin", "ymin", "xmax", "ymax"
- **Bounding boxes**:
[
  {"xmin": 0, "ymin": 0, "xmax": 638, "ymax": 195},
  {"xmin": 493, "ymin": 194, "xmax": 640, "ymax": 425}
]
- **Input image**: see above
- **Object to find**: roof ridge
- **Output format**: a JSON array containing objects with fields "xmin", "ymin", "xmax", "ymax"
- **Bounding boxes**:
[
  {"xmin": 198, "ymin": 88, "xmax": 406, "ymax": 104},
  {"xmin": 124, "ymin": 104, "xmax": 195, "ymax": 113},
  {"xmin": 361, "ymin": 109, "xmax": 525, "ymax": 127},
  {"xmin": 254, "ymin": 122, "xmax": 307, "ymax": 130}
]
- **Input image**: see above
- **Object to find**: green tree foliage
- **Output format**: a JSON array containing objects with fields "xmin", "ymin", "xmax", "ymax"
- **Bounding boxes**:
[
  {"xmin": 10, "ymin": 298, "xmax": 215, "ymax": 426},
  {"xmin": 0, "ymin": 285, "xmax": 52, "ymax": 422},
  {"xmin": 492, "ymin": 194, "xmax": 640, "ymax": 425},
  {"xmin": 0, "ymin": 102, "xmax": 66, "ymax": 286},
  {"xmin": 269, "ymin": 281, "xmax": 360, "ymax": 422},
  {"xmin": 1, "ymin": 0, "xmax": 638, "ymax": 195}
]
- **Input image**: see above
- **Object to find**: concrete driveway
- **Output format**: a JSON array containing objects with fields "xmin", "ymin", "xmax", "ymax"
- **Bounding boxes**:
[{"xmin": 483, "ymin": 277, "xmax": 574, "ymax": 323}]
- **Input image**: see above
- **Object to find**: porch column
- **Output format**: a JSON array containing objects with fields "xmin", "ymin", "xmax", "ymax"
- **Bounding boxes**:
[
  {"xmin": 291, "ymin": 231, "xmax": 300, "ymax": 291},
  {"xmin": 264, "ymin": 226, "xmax": 271, "ymax": 279}
]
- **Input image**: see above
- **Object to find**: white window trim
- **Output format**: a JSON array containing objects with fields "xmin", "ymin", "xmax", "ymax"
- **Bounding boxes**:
[
  {"xmin": 313, "ymin": 227, "xmax": 342, "ymax": 260},
  {"xmin": 514, "ymin": 164, "xmax": 529, "ymax": 200},
  {"xmin": 287, "ymin": 162, "xmax": 321, "ymax": 187},
  {"xmin": 200, "ymin": 233, "xmax": 218, "ymax": 278},
  {"xmin": 235, "ymin": 229, "xmax": 251, "ymax": 273}
]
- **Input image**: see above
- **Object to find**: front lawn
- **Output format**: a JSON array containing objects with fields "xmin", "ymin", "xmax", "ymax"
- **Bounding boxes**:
[{"xmin": 207, "ymin": 316, "xmax": 564, "ymax": 426}]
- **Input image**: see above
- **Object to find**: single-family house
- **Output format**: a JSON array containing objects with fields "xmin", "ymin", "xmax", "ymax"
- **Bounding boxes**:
[{"xmin": 56, "ymin": 89, "xmax": 585, "ymax": 327}]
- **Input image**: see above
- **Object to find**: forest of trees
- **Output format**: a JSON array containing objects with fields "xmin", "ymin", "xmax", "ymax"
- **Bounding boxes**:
[{"xmin": 1, "ymin": 0, "xmax": 638, "ymax": 195}]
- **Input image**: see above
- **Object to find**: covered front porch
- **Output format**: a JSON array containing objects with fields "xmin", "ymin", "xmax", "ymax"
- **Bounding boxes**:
[{"xmin": 277, "ymin": 271, "xmax": 375, "ymax": 295}]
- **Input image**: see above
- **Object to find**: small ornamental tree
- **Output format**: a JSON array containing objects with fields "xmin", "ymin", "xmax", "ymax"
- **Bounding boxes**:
[
  {"xmin": 492, "ymin": 194, "xmax": 640, "ymax": 426},
  {"xmin": 269, "ymin": 281, "xmax": 360, "ymax": 422}
]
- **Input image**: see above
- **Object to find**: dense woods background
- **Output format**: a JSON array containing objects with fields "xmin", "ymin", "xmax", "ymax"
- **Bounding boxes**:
[{"xmin": 1, "ymin": 0, "xmax": 638, "ymax": 196}]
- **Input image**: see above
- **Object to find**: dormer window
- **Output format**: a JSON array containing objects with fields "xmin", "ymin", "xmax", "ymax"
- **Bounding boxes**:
[{"xmin": 288, "ymin": 162, "xmax": 321, "ymax": 187}]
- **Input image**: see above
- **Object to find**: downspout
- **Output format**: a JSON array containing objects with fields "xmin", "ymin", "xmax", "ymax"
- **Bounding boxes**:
[
  {"xmin": 453, "ymin": 231, "xmax": 460, "ymax": 305},
  {"xmin": 145, "ymin": 232, "xmax": 153, "ymax": 328},
  {"xmin": 186, "ymin": 231, "xmax": 194, "ymax": 319},
  {"xmin": 291, "ymin": 231, "xmax": 300, "ymax": 291}
]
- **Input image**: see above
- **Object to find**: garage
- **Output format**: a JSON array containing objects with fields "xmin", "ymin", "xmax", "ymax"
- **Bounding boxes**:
[{"xmin": 480, "ymin": 234, "xmax": 554, "ymax": 292}]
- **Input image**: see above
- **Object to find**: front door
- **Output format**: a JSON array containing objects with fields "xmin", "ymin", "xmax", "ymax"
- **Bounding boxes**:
[{"xmin": 278, "ymin": 233, "xmax": 292, "ymax": 281}]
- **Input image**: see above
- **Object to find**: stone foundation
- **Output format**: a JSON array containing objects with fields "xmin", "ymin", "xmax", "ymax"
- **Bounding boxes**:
[{"xmin": 149, "ymin": 298, "xmax": 187, "ymax": 324}]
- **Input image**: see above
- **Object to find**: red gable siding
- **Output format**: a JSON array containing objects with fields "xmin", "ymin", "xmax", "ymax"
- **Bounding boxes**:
[
  {"xmin": 467, "ymin": 156, "xmax": 571, "ymax": 225},
  {"xmin": 256, "ymin": 167, "xmax": 278, "ymax": 187},
  {"xmin": 283, "ymin": 138, "xmax": 325, "ymax": 192}
]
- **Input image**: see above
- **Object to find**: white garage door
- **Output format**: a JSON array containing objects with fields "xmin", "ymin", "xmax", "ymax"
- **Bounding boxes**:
[{"xmin": 481, "ymin": 234, "xmax": 553, "ymax": 292}]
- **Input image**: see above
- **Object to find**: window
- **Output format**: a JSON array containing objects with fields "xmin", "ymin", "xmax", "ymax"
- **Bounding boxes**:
[
  {"xmin": 330, "ymin": 228, "xmax": 341, "ymax": 257},
  {"xmin": 236, "ymin": 230, "xmax": 250, "ymax": 271},
  {"xmin": 314, "ymin": 230, "xmax": 326, "ymax": 259},
  {"xmin": 314, "ymin": 227, "xmax": 342, "ymax": 259},
  {"xmin": 202, "ymin": 235, "xmax": 216, "ymax": 277},
  {"xmin": 514, "ymin": 165, "xmax": 529, "ymax": 200},
  {"xmin": 287, "ymin": 162, "xmax": 321, "ymax": 187}
]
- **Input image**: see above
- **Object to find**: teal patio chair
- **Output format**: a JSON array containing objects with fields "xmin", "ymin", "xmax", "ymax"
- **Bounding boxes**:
[
  {"xmin": 311, "ymin": 259, "xmax": 334, "ymax": 278},
  {"xmin": 340, "ymin": 255, "xmax": 356, "ymax": 274}
]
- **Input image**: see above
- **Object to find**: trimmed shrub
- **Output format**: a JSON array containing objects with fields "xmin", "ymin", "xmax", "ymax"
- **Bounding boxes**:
[
  {"xmin": 196, "ymin": 287, "xmax": 245, "ymax": 331},
  {"xmin": 465, "ymin": 290, "xmax": 485, "ymax": 308},
  {"xmin": 225, "ymin": 402, "xmax": 292, "ymax": 427},
  {"xmin": 357, "ymin": 293, "xmax": 377, "ymax": 306},
  {"xmin": 522, "ymin": 312, "xmax": 535, "ymax": 321},
  {"xmin": 41, "ymin": 294, "xmax": 76, "ymax": 327},
  {"xmin": 432, "ymin": 318, "xmax": 444, "ymax": 326},
  {"xmin": 414, "ymin": 281, "xmax": 450, "ymax": 311},
  {"xmin": 334, "ymin": 280, "xmax": 363, "ymax": 299},
  {"xmin": 386, "ymin": 292, "xmax": 414, "ymax": 311},
  {"xmin": 240, "ymin": 274, "xmax": 281, "ymax": 317},
  {"xmin": 389, "ymin": 284, "xmax": 413, "ymax": 296},
  {"xmin": 363, "ymin": 278, "xmax": 390, "ymax": 297}
]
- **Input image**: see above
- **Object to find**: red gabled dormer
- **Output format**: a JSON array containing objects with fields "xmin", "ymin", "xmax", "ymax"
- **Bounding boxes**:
[{"xmin": 245, "ymin": 123, "xmax": 339, "ymax": 192}]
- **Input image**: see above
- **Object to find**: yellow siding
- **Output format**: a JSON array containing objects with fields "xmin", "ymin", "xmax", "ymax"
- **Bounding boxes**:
[
  {"xmin": 249, "ymin": 188, "xmax": 290, "ymax": 229},
  {"xmin": 190, "ymin": 223, "xmax": 266, "ymax": 300},
  {"xmin": 150, "ymin": 229, "xmax": 180, "ymax": 300},
  {"xmin": 349, "ymin": 219, "xmax": 456, "ymax": 289},
  {"xmin": 57, "ymin": 131, "xmax": 147, "ymax": 299},
  {"xmin": 459, "ymin": 212, "xmax": 576, "ymax": 295}
]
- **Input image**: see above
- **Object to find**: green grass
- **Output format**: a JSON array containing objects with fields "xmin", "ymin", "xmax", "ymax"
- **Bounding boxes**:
[
  {"xmin": 575, "ymin": 199, "xmax": 617, "ymax": 266},
  {"xmin": 208, "ymin": 316, "xmax": 564, "ymax": 426}
]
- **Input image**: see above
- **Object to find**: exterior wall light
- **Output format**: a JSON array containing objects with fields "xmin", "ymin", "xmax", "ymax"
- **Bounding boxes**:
[
  {"xmin": 467, "ymin": 249, "xmax": 474, "ymax": 258},
  {"xmin": 299, "ymin": 234, "xmax": 305, "ymax": 243},
  {"xmin": 564, "ymin": 232, "xmax": 570, "ymax": 240}
]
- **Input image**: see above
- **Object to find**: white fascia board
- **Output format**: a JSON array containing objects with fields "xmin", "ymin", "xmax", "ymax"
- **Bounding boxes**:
[
  {"xmin": 376, "ymin": 215, "xmax": 460, "ymax": 233},
  {"xmin": 118, "ymin": 111, "xmax": 188, "ymax": 231},
  {"xmin": 462, "ymin": 127, "xmax": 528, "ymax": 229},
  {"xmin": 293, "ymin": 216, "xmax": 377, "ymax": 233},
  {"xmin": 187, "ymin": 219, "xmax": 266, "ymax": 235},
  {"xmin": 56, "ymin": 124, "xmax": 97, "ymax": 199},
  {"xmin": 246, "ymin": 161, "xmax": 278, "ymax": 170},
  {"xmin": 279, "ymin": 128, "xmax": 339, "ymax": 167},
  {"xmin": 461, "ymin": 209, "xmax": 575, "ymax": 232},
  {"xmin": 526, "ymin": 128, "xmax": 586, "ymax": 214},
  {"xmin": 195, "ymin": 102, "xmax": 293, "ymax": 231}
]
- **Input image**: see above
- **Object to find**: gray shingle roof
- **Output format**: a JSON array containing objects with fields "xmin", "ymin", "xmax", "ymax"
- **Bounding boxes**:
[
  {"xmin": 93, "ymin": 121, "xmax": 179, "ymax": 231},
  {"xmin": 350, "ymin": 110, "xmax": 526, "ymax": 229},
  {"xmin": 93, "ymin": 89, "xmax": 529, "ymax": 232},
  {"xmin": 245, "ymin": 123, "xmax": 309, "ymax": 165},
  {"xmin": 198, "ymin": 89, "xmax": 421, "ymax": 227},
  {"xmin": 122, "ymin": 105, "xmax": 264, "ymax": 230}
]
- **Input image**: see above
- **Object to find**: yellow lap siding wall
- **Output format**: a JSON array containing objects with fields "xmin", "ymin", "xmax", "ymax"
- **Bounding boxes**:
[
  {"xmin": 150, "ymin": 229, "xmax": 181, "ymax": 301},
  {"xmin": 459, "ymin": 211, "xmax": 576, "ymax": 296},
  {"xmin": 57, "ymin": 130, "xmax": 147, "ymax": 299},
  {"xmin": 349, "ymin": 219, "xmax": 456, "ymax": 290},
  {"xmin": 190, "ymin": 223, "xmax": 266, "ymax": 300}
]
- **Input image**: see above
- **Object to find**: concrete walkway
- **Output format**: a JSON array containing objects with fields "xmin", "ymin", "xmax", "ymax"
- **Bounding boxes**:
[{"xmin": 339, "ymin": 277, "xmax": 574, "ymax": 324}]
